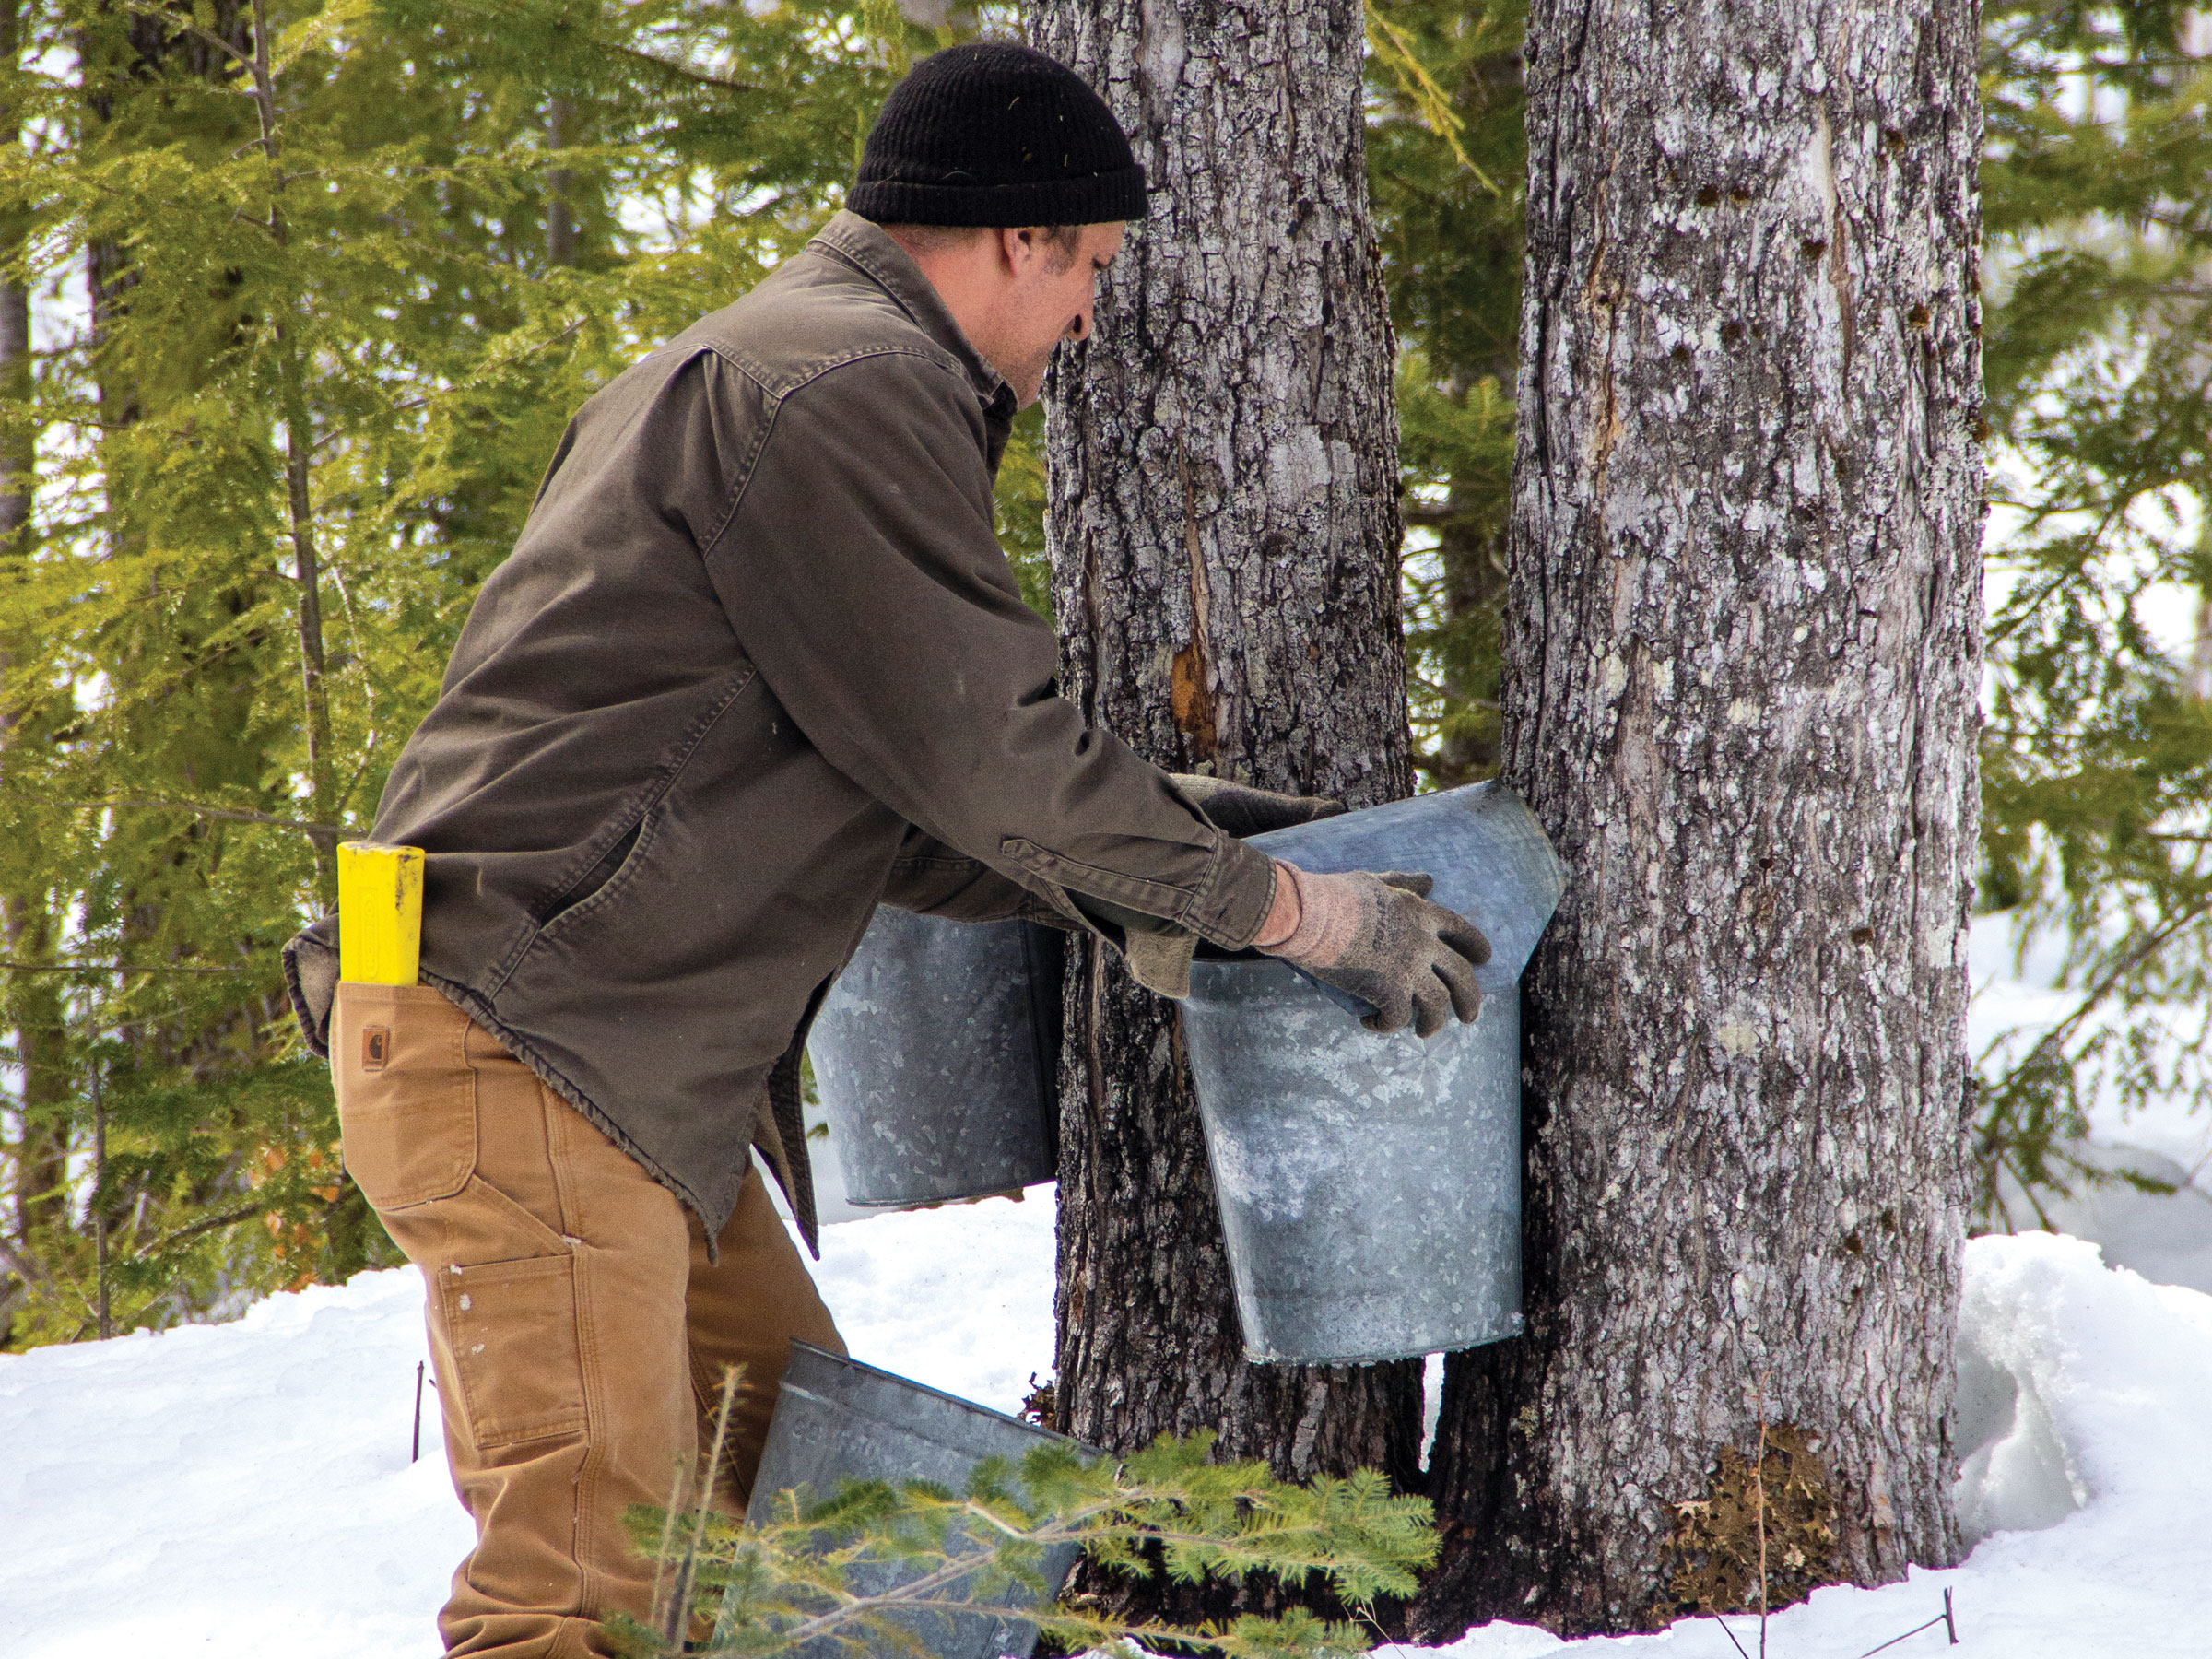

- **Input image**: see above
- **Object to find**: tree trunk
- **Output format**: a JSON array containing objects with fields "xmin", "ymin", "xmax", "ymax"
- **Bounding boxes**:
[
  {"xmin": 1026, "ymin": 0, "xmax": 1421, "ymax": 1617},
  {"xmin": 1430, "ymin": 477, "xmax": 1508, "ymax": 785},
  {"xmin": 1412, "ymin": 0, "xmax": 1983, "ymax": 1636},
  {"xmin": 546, "ymin": 97, "xmax": 579, "ymax": 270},
  {"xmin": 0, "ymin": 0, "xmax": 70, "ymax": 1292}
]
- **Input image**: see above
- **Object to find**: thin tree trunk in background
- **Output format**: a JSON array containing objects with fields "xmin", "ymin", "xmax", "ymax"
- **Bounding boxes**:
[
  {"xmin": 546, "ymin": 98, "xmax": 578, "ymax": 269},
  {"xmin": 91, "ymin": 1076, "xmax": 111, "ymax": 1340},
  {"xmin": 3, "ymin": 901, "xmax": 70, "ymax": 1251},
  {"xmin": 235, "ymin": 0, "xmax": 338, "ymax": 902},
  {"xmin": 1413, "ymin": 0, "xmax": 1983, "ymax": 1635},
  {"xmin": 2189, "ymin": 514, "xmax": 2211, "ymax": 702},
  {"xmin": 1430, "ymin": 477, "xmax": 1506, "ymax": 784},
  {"xmin": 0, "ymin": 0, "xmax": 70, "ymax": 1287},
  {"xmin": 1026, "ymin": 0, "xmax": 1419, "ymax": 1618}
]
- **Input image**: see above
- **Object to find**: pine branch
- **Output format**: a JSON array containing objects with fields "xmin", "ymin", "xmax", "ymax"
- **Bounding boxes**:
[
  {"xmin": 0, "ymin": 961, "xmax": 253, "ymax": 975},
  {"xmin": 607, "ymin": 42, "xmax": 763, "ymax": 94},
  {"xmin": 140, "ymin": 1203, "xmax": 265, "ymax": 1255},
  {"xmin": 116, "ymin": 4, "xmax": 254, "ymax": 77},
  {"xmin": 0, "ymin": 1234, "xmax": 46, "ymax": 1286},
  {"xmin": 618, "ymin": 1430, "xmax": 1436, "ymax": 1659},
  {"xmin": 15, "ymin": 795, "xmax": 347, "ymax": 836}
]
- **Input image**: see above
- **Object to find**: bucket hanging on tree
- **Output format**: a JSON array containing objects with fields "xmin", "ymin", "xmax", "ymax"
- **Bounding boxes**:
[
  {"xmin": 807, "ymin": 911, "xmax": 1065, "ymax": 1207},
  {"xmin": 1180, "ymin": 780, "xmax": 1566, "ymax": 1365}
]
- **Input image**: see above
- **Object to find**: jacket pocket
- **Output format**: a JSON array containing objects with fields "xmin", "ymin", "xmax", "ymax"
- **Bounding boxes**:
[
  {"xmin": 535, "ymin": 808, "xmax": 657, "ymax": 940},
  {"xmin": 436, "ymin": 1253, "xmax": 588, "ymax": 1448},
  {"xmin": 333, "ymin": 984, "xmax": 476, "ymax": 1210},
  {"xmin": 536, "ymin": 816, "xmax": 647, "ymax": 928}
]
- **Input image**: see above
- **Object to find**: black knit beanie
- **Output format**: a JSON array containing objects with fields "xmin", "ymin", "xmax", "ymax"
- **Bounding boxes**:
[{"xmin": 849, "ymin": 43, "xmax": 1147, "ymax": 228}]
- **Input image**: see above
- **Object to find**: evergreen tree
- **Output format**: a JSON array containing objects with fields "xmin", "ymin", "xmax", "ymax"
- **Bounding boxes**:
[
  {"xmin": 1365, "ymin": 0, "xmax": 1525, "ymax": 787},
  {"xmin": 1973, "ymin": 2, "xmax": 2212, "ymax": 1221},
  {"xmin": 0, "ymin": 0, "xmax": 923, "ymax": 1347}
]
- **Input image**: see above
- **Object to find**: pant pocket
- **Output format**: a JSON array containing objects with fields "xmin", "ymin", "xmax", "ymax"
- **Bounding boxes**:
[
  {"xmin": 335, "ymin": 984, "xmax": 477, "ymax": 1210},
  {"xmin": 437, "ymin": 1253, "xmax": 589, "ymax": 1448}
]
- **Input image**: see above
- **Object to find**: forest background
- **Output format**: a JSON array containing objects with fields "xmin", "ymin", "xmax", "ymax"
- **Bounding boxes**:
[{"xmin": 0, "ymin": 0, "xmax": 2205, "ymax": 1352}]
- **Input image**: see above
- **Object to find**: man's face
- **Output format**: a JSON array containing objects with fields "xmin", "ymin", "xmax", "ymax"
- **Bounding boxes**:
[{"xmin": 993, "ymin": 221, "xmax": 1126, "ymax": 406}]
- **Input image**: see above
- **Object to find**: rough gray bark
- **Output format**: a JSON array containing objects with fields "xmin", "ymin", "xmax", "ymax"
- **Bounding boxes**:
[
  {"xmin": 1025, "ymin": 0, "xmax": 1422, "ymax": 1597},
  {"xmin": 1411, "ymin": 0, "xmax": 1984, "ymax": 1636}
]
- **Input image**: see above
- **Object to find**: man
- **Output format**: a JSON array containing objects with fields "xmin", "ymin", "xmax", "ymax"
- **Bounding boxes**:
[{"xmin": 286, "ymin": 41, "xmax": 1488, "ymax": 1657}]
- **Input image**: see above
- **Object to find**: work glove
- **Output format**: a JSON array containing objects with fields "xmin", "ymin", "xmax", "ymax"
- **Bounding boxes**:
[
  {"xmin": 1169, "ymin": 773, "xmax": 1346, "ymax": 839},
  {"xmin": 1258, "ymin": 865, "xmax": 1491, "ymax": 1039}
]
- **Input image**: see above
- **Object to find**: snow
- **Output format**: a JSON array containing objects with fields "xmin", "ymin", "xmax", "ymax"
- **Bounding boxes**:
[
  {"xmin": 0, "ymin": 1196, "xmax": 1058, "ymax": 1659},
  {"xmin": 5, "ymin": 919, "xmax": 2210, "ymax": 1658},
  {"xmin": 8, "ymin": 1221, "xmax": 2211, "ymax": 1658},
  {"xmin": 1388, "ymin": 1233, "xmax": 2212, "ymax": 1659},
  {"xmin": 1967, "ymin": 912, "xmax": 2212, "ymax": 1296}
]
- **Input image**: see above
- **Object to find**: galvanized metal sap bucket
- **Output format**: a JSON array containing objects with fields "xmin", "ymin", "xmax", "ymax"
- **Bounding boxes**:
[
  {"xmin": 1181, "ymin": 781, "xmax": 1565, "ymax": 1365},
  {"xmin": 723, "ymin": 1343, "xmax": 1090, "ymax": 1659},
  {"xmin": 808, "ymin": 912, "xmax": 1065, "ymax": 1207}
]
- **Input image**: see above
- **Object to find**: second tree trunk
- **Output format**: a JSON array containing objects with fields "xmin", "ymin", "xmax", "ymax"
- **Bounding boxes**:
[
  {"xmin": 1027, "ymin": 0, "xmax": 1423, "ymax": 1602},
  {"xmin": 1415, "ymin": 0, "xmax": 1983, "ymax": 1634}
]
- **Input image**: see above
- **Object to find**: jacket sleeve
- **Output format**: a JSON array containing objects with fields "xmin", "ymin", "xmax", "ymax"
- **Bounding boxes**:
[
  {"xmin": 701, "ymin": 349, "xmax": 1277, "ymax": 951},
  {"xmin": 877, "ymin": 824, "xmax": 1220, "ymax": 996},
  {"xmin": 879, "ymin": 823, "xmax": 1064, "ymax": 925}
]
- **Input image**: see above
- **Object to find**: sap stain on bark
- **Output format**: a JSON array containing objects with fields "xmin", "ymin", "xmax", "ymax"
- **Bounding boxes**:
[
  {"xmin": 1170, "ymin": 638, "xmax": 1217, "ymax": 758},
  {"xmin": 1170, "ymin": 441, "xmax": 1218, "ymax": 760},
  {"xmin": 1663, "ymin": 1424, "xmax": 1840, "ymax": 1620}
]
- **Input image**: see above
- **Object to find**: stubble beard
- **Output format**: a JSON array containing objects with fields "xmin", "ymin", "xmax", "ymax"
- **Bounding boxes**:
[{"xmin": 1009, "ymin": 340, "xmax": 1060, "ymax": 408}]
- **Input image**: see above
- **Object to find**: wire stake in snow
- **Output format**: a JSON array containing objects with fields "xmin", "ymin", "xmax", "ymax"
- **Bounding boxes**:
[
  {"xmin": 1854, "ymin": 1588, "xmax": 1958, "ymax": 1657},
  {"xmin": 411, "ymin": 1361, "xmax": 426, "ymax": 1465}
]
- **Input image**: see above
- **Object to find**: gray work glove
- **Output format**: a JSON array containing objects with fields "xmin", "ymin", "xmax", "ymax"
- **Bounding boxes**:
[
  {"xmin": 1261, "ymin": 868, "xmax": 1490, "ymax": 1039},
  {"xmin": 1169, "ymin": 773, "xmax": 1347, "ymax": 839}
]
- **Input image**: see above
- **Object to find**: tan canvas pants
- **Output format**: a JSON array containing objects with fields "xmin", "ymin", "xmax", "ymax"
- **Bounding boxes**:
[{"xmin": 333, "ymin": 983, "xmax": 845, "ymax": 1657}]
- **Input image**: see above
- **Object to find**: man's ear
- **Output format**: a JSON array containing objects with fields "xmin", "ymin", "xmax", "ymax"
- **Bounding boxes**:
[{"xmin": 996, "ymin": 225, "xmax": 1029, "ymax": 276}]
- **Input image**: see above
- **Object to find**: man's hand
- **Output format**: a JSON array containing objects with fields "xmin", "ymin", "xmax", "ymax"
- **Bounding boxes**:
[
  {"xmin": 1170, "ymin": 774, "xmax": 1346, "ymax": 839},
  {"xmin": 1258, "ymin": 865, "xmax": 1490, "ymax": 1039}
]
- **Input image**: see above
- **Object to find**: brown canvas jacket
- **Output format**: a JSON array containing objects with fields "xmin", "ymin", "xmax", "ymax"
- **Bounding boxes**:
[{"xmin": 286, "ymin": 212, "xmax": 1277, "ymax": 1253}]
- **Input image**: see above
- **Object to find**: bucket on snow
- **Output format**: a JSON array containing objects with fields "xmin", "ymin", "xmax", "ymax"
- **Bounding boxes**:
[
  {"xmin": 807, "ymin": 911, "xmax": 1065, "ymax": 1208},
  {"xmin": 1181, "ymin": 780, "xmax": 1566, "ymax": 1366},
  {"xmin": 722, "ymin": 1342, "xmax": 1091, "ymax": 1659}
]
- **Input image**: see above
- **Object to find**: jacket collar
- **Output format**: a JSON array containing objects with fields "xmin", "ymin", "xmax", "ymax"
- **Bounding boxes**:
[{"xmin": 810, "ymin": 212, "xmax": 1017, "ymax": 421}]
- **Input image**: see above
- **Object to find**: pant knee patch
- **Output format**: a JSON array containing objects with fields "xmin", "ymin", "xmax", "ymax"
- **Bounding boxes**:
[{"xmin": 438, "ymin": 1253, "xmax": 589, "ymax": 1448}]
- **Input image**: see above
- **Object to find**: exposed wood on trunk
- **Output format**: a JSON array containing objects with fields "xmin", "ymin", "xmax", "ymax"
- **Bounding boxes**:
[
  {"xmin": 1412, "ymin": 0, "xmax": 1983, "ymax": 1635},
  {"xmin": 1027, "ymin": 0, "xmax": 1420, "ymax": 1620}
]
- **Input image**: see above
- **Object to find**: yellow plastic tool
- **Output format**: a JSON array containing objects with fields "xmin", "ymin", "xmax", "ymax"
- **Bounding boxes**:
[{"xmin": 337, "ymin": 841, "xmax": 426, "ymax": 985}]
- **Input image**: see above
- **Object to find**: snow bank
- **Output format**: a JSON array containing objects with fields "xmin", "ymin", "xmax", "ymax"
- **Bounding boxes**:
[
  {"xmin": 1407, "ymin": 1233, "xmax": 2212, "ymax": 1659},
  {"xmin": 0, "ymin": 1193, "xmax": 1057, "ymax": 1659},
  {"xmin": 0, "ymin": 1267, "xmax": 470, "ymax": 1659},
  {"xmin": 5, "ymin": 1198, "xmax": 2210, "ymax": 1657}
]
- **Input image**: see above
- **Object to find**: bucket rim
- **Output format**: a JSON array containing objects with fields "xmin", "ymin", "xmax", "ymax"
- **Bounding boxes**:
[
  {"xmin": 841, "ymin": 1182, "xmax": 1051, "ymax": 1210},
  {"xmin": 782, "ymin": 1341, "xmax": 1105, "ymax": 1460},
  {"xmin": 1240, "ymin": 1310, "xmax": 1524, "ymax": 1367}
]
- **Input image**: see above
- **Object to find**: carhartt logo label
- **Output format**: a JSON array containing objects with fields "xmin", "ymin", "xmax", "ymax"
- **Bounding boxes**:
[{"xmin": 362, "ymin": 1027, "xmax": 391, "ymax": 1071}]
